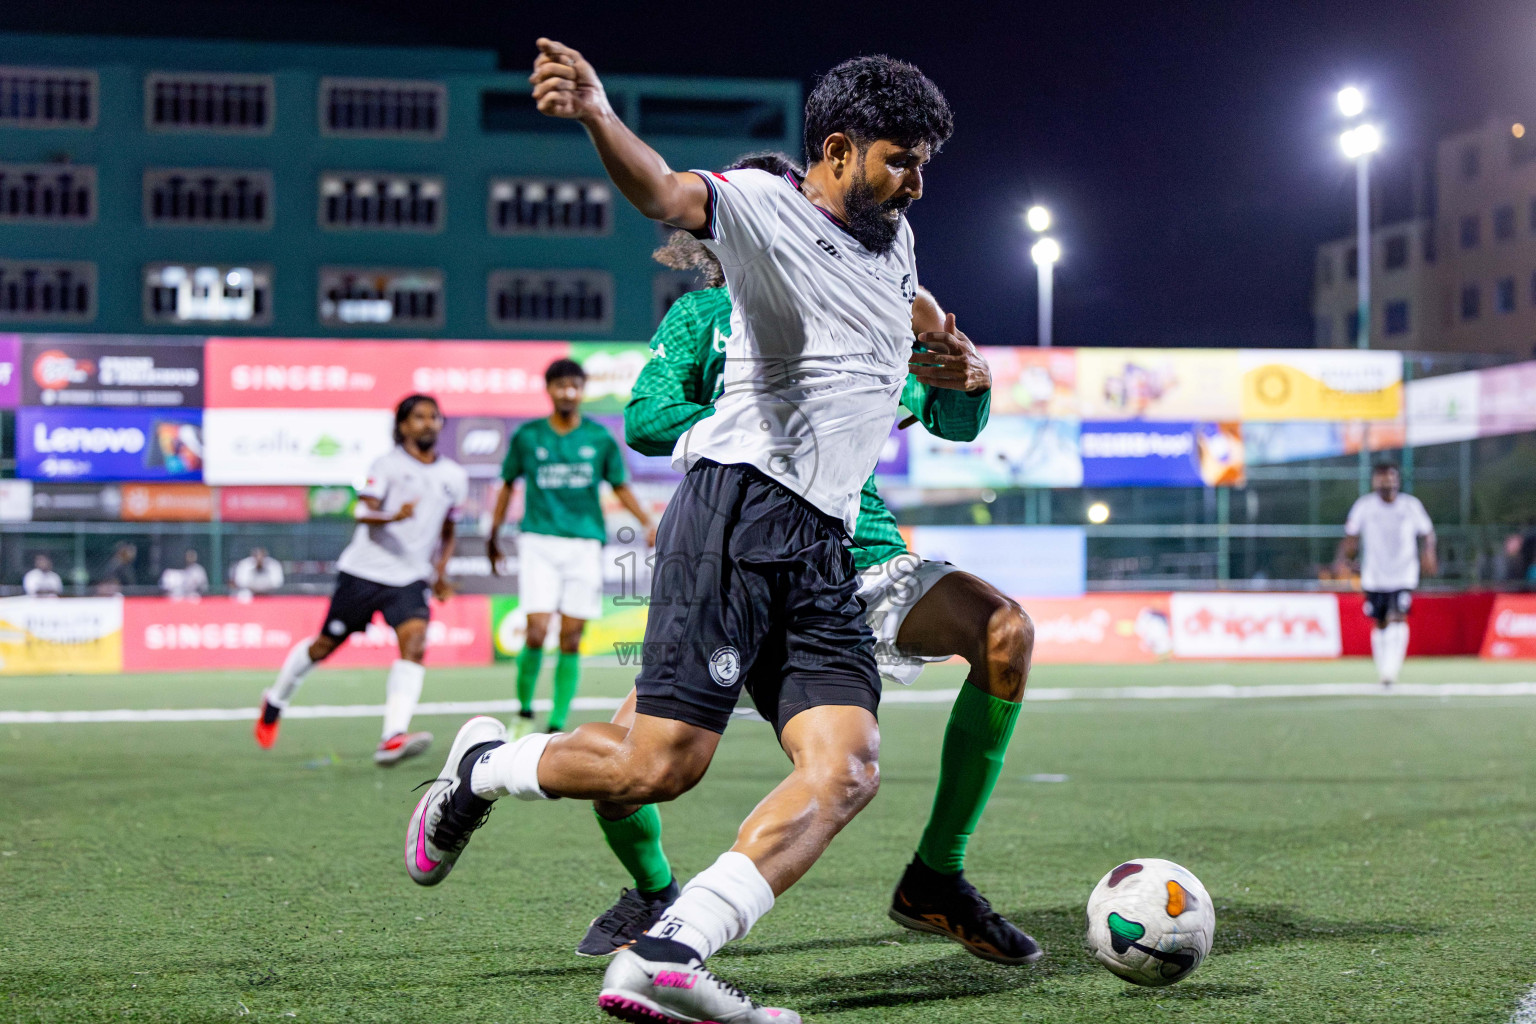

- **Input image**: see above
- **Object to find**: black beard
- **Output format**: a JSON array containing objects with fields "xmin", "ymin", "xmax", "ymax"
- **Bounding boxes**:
[
  {"xmin": 413, "ymin": 434, "xmax": 438, "ymax": 453},
  {"xmin": 843, "ymin": 172, "xmax": 909, "ymax": 256}
]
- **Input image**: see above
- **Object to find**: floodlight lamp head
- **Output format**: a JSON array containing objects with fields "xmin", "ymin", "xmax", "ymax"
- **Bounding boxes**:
[
  {"xmin": 1337, "ymin": 86, "xmax": 1365, "ymax": 118},
  {"xmin": 1031, "ymin": 237, "xmax": 1061, "ymax": 266},
  {"xmin": 1026, "ymin": 205, "xmax": 1051, "ymax": 232}
]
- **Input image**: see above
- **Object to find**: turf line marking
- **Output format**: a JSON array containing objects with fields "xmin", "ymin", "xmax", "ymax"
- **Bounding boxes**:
[
  {"xmin": 1512, "ymin": 982, "xmax": 1536, "ymax": 1024},
  {"xmin": 4, "ymin": 681, "xmax": 1536, "ymax": 725}
]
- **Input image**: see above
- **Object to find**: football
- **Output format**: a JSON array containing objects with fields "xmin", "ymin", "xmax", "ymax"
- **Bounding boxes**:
[{"xmin": 1084, "ymin": 858, "xmax": 1215, "ymax": 986}]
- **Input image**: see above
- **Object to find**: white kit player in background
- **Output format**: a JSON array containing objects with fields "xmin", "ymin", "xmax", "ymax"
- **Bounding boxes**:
[
  {"xmin": 254, "ymin": 394, "xmax": 469, "ymax": 765},
  {"xmin": 22, "ymin": 554, "xmax": 63, "ymax": 598},
  {"xmin": 1335, "ymin": 460, "xmax": 1437, "ymax": 687}
]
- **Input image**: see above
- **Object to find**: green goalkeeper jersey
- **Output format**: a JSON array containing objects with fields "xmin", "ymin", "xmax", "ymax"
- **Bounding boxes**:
[
  {"xmin": 501, "ymin": 417, "xmax": 627, "ymax": 543},
  {"xmin": 625, "ymin": 287, "xmax": 991, "ymax": 571}
]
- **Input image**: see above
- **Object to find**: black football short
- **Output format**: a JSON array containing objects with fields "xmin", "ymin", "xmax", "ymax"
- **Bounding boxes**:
[
  {"xmin": 633, "ymin": 460, "xmax": 880, "ymax": 736},
  {"xmin": 321, "ymin": 572, "xmax": 432, "ymax": 638},
  {"xmin": 1362, "ymin": 589, "xmax": 1412, "ymax": 629}
]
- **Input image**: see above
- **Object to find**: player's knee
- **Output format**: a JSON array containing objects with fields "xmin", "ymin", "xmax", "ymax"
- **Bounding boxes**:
[
  {"xmin": 525, "ymin": 626, "xmax": 548, "ymax": 649},
  {"xmin": 808, "ymin": 751, "xmax": 880, "ymax": 819},
  {"xmin": 623, "ymin": 748, "xmax": 709, "ymax": 804},
  {"xmin": 983, "ymin": 600, "xmax": 1032, "ymax": 698}
]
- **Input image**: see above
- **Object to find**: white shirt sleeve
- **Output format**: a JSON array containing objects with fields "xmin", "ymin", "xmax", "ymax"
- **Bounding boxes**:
[
  {"xmin": 691, "ymin": 168, "xmax": 783, "ymax": 266},
  {"xmin": 188, "ymin": 564, "xmax": 209, "ymax": 593},
  {"xmin": 1412, "ymin": 496, "xmax": 1434, "ymax": 536},
  {"xmin": 1344, "ymin": 497, "xmax": 1366, "ymax": 537},
  {"xmin": 357, "ymin": 454, "xmax": 393, "ymax": 503}
]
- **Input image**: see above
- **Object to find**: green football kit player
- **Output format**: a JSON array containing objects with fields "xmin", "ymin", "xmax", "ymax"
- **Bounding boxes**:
[
  {"xmin": 489, "ymin": 358, "xmax": 656, "ymax": 737},
  {"xmin": 578, "ymin": 186, "xmax": 1039, "ymax": 967}
]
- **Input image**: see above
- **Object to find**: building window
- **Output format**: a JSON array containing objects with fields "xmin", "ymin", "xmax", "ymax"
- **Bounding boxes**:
[
  {"xmin": 1383, "ymin": 300, "xmax": 1409, "ymax": 336},
  {"xmin": 1383, "ymin": 234, "xmax": 1408, "ymax": 270},
  {"xmin": 1498, "ymin": 277, "xmax": 1517, "ymax": 313},
  {"xmin": 145, "ymin": 72, "xmax": 273, "ymax": 134},
  {"xmin": 1462, "ymin": 144, "xmax": 1481, "ymax": 179},
  {"xmin": 0, "ymin": 163, "xmax": 95, "ymax": 224},
  {"xmin": 1460, "ymin": 214, "xmax": 1481, "ymax": 249},
  {"xmin": 0, "ymin": 66, "xmax": 97, "ymax": 128},
  {"xmin": 143, "ymin": 263, "xmax": 272, "ymax": 324},
  {"xmin": 318, "ymin": 172, "xmax": 443, "ymax": 232},
  {"xmin": 1461, "ymin": 284, "xmax": 1481, "ymax": 321},
  {"xmin": 636, "ymin": 96, "xmax": 787, "ymax": 139},
  {"xmin": 0, "ymin": 259, "xmax": 95, "ymax": 321},
  {"xmin": 143, "ymin": 169, "xmax": 272, "ymax": 228},
  {"xmin": 318, "ymin": 266, "xmax": 444, "ymax": 328},
  {"xmin": 1344, "ymin": 246, "xmax": 1358, "ymax": 280},
  {"xmin": 488, "ymin": 178, "xmax": 611, "ymax": 236},
  {"xmin": 1496, "ymin": 204, "xmax": 1517, "ymax": 241},
  {"xmin": 319, "ymin": 78, "xmax": 446, "ymax": 139},
  {"xmin": 487, "ymin": 269, "xmax": 612, "ymax": 331}
]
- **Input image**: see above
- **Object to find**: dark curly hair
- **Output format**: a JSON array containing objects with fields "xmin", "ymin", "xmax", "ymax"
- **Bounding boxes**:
[
  {"xmin": 803, "ymin": 55, "xmax": 953, "ymax": 166},
  {"xmin": 544, "ymin": 357, "xmax": 586, "ymax": 384},
  {"xmin": 393, "ymin": 394, "xmax": 440, "ymax": 445},
  {"xmin": 653, "ymin": 152, "xmax": 805, "ymax": 287}
]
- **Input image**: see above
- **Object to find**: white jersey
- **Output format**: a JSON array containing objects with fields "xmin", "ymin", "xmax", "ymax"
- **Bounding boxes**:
[
  {"xmin": 1345, "ymin": 492, "xmax": 1434, "ymax": 592},
  {"xmin": 232, "ymin": 556, "xmax": 284, "ymax": 594},
  {"xmin": 22, "ymin": 568, "xmax": 62, "ymax": 597},
  {"xmin": 336, "ymin": 446, "xmax": 469, "ymax": 587},
  {"xmin": 679, "ymin": 167, "xmax": 917, "ymax": 534}
]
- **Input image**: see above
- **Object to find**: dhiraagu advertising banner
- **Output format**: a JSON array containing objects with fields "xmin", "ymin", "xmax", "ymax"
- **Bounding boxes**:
[
  {"xmin": 0, "ymin": 596, "xmax": 123, "ymax": 674},
  {"xmin": 1240, "ymin": 350, "xmax": 1401, "ymax": 421}
]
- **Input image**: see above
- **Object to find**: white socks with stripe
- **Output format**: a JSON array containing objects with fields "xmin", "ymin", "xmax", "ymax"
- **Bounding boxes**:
[
  {"xmin": 470, "ymin": 732, "xmax": 559, "ymax": 801},
  {"xmin": 1371, "ymin": 622, "xmax": 1410, "ymax": 683},
  {"xmin": 265, "ymin": 640, "xmax": 314, "ymax": 709},
  {"xmin": 643, "ymin": 851, "xmax": 775, "ymax": 961},
  {"xmin": 382, "ymin": 659, "xmax": 425, "ymax": 739}
]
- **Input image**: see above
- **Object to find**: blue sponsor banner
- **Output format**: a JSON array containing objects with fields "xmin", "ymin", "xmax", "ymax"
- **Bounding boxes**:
[
  {"xmin": 1080, "ymin": 421, "xmax": 1245, "ymax": 487},
  {"xmin": 18, "ymin": 407, "xmax": 204, "ymax": 482},
  {"xmin": 909, "ymin": 525, "xmax": 1086, "ymax": 597}
]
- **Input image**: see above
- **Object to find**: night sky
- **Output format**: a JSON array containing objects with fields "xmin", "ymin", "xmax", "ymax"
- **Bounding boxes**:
[{"xmin": 4, "ymin": 0, "xmax": 1532, "ymax": 348}]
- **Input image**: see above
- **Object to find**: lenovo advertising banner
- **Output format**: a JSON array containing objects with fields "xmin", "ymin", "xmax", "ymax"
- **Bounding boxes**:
[
  {"xmin": 21, "ymin": 336, "xmax": 204, "ymax": 407},
  {"xmin": 17, "ymin": 407, "xmax": 204, "ymax": 482},
  {"xmin": 1170, "ymin": 592, "xmax": 1342, "ymax": 659},
  {"xmin": 121, "ymin": 595, "xmax": 493, "ymax": 672},
  {"xmin": 1080, "ymin": 421, "xmax": 1244, "ymax": 487},
  {"xmin": 203, "ymin": 408, "xmax": 393, "ymax": 485},
  {"xmin": 205, "ymin": 339, "xmax": 568, "ymax": 416}
]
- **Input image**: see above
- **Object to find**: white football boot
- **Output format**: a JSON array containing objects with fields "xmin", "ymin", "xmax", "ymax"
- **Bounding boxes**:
[
  {"xmin": 598, "ymin": 946, "xmax": 800, "ymax": 1024},
  {"xmin": 404, "ymin": 716, "xmax": 506, "ymax": 886}
]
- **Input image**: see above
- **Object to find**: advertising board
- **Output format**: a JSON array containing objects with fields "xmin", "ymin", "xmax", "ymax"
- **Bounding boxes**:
[{"xmin": 17, "ymin": 407, "xmax": 203, "ymax": 482}]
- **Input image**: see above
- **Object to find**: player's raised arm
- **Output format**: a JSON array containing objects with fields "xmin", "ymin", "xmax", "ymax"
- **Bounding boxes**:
[{"xmin": 531, "ymin": 38, "xmax": 709, "ymax": 230}]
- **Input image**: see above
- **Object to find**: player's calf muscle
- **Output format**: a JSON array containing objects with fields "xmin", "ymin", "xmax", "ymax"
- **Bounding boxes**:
[
  {"xmin": 979, "ymin": 601, "xmax": 1032, "ymax": 702},
  {"xmin": 542, "ymin": 721, "xmax": 717, "ymax": 803}
]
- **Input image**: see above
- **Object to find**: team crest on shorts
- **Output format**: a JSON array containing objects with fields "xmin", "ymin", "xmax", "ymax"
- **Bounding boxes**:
[
  {"xmin": 708, "ymin": 646, "xmax": 741, "ymax": 686},
  {"xmin": 327, "ymin": 619, "xmax": 346, "ymax": 636}
]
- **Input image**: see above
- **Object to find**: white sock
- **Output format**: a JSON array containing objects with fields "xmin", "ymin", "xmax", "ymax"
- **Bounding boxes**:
[
  {"xmin": 644, "ymin": 851, "xmax": 775, "ymax": 961},
  {"xmin": 382, "ymin": 660, "xmax": 426, "ymax": 739},
  {"xmin": 265, "ymin": 640, "xmax": 315, "ymax": 708},
  {"xmin": 470, "ymin": 732, "xmax": 558, "ymax": 801},
  {"xmin": 1370, "ymin": 628, "xmax": 1388, "ymax": 682},
  {"xmin": 1385, "ymin": 622, "xmax": 1410, "ymax": 681}
]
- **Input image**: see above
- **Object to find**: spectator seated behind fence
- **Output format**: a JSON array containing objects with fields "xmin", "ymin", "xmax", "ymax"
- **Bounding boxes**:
[
  {"xmin": 22, "ymin": 554, "xmax": 62, "ymax": 598},
  {"xmin": 231, "ymin": 547, "xmax": 284, "ymax": 602},
  {"xmin": 160, "ymin": 549, "xmax": 209, "ymax": 602},
  {"xmin": 96, "ymin": 543, "xmax": 138, "ymax": 595}
]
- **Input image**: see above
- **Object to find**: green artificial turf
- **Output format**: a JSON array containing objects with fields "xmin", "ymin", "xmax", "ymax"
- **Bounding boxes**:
[{"xmin": 2, "ymin": 659, "xmax": 1535, "ymax": 1023}]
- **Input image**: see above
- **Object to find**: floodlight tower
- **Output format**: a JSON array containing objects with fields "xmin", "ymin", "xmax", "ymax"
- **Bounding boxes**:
[
  {"xmin": 1337, "ymin": 87, "xmax": 1380, "ymax": 349},
  {"xmin": 1025, "ymin": 205, "xmax": 1059, "ymax": 347}
]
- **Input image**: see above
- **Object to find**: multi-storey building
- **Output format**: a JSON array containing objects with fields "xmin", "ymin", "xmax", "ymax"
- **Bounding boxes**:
[
  {"xmin": 1314, "ymin": 117, "xmax": 1536, "ymax": 357},
  {"xmin": 0, "ymin": 33, "xmax": 800, "ymax": 339}
]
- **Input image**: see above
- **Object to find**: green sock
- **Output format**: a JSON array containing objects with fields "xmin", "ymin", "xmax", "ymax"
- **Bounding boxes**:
[
  {"xmin": 594, "ymin": 804, "xmax": 674, "ymax": 894},
  {"xmin": 915, "ymin": 683, "xmax": 1023, "ymax": 875},
  {"xmin": 515, "ymin": 646, "xmax": 543, "ymax": 714},
  {"xmin": 548, "ymin": 651, "xmax": 581, "ymax": 731}
]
